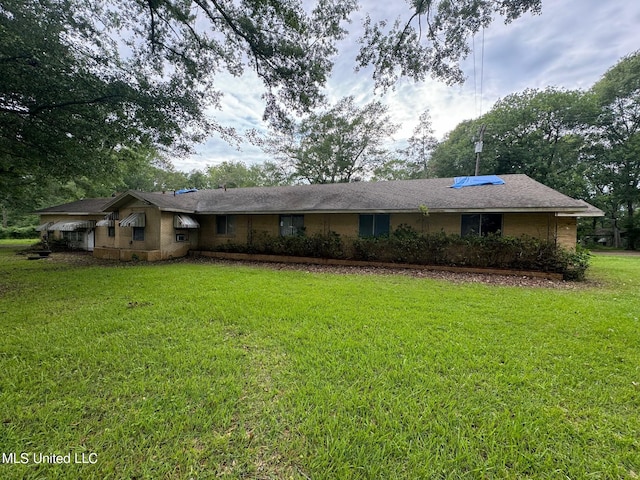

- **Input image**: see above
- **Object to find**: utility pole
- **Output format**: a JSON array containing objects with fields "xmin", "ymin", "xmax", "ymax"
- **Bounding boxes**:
[{"xmin": 474, "ymin": 124, "xmax": 486, "ymax": 176}]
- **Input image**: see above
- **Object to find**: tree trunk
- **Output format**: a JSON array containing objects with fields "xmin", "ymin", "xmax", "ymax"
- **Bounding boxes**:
[
  {"xmin": 626, "ymin": 201, "xmax": 636, "ymax": 250},
  {"xmin": 613, "ymin": 218, "xmax": 622, "ymax": 248}
]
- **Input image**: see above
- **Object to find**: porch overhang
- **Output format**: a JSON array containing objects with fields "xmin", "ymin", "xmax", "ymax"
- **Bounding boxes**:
[{"xmin": 48, "ymin": 220, "xmax": 96, "ymax": 231}]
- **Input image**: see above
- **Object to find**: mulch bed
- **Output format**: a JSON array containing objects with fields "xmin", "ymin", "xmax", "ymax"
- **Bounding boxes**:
[{"xmin": 42, "ymin": 251, "xmax": 596, "ymax": 289}]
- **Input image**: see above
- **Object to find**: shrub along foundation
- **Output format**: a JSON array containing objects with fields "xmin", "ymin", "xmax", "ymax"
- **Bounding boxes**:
[{"xmin": 196, "ymin": 226, "xmax": 590, "ymax": 280}]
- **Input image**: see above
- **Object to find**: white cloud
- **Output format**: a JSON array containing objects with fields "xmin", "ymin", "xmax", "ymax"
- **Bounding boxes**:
[{"xmin": 174, "ymin": 0, "xmax": 640, "ymax": 171}]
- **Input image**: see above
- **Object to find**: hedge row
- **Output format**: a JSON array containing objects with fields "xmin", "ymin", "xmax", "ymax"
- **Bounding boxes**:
[
  {"xmin": 214, "ymin": 225, "xmax": 591, "ymax": 280},
  {"xmin": 0, "ymin": 226, "xmax": 38, "ymax": 239}
]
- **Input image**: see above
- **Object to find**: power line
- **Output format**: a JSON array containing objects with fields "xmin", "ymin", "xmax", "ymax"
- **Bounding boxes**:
[
  {"xmin": 472, "ymin": 32, "xmax": 477, "ymax": 116},
  {"xmin": 472, "ymin": 26, "xmax": 486, "ymax": 118},
  {"xmin": 480, "ymin": 26, "xmax": 485, "ymax": 117}
]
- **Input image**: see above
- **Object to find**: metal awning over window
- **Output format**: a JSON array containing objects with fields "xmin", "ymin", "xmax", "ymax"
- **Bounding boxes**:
[
  {"xmin": 96, "ymin": 212, "xmax": 119, "ymax": 227},
  {"xmin": 49, "ymin": 220, "xmax": 96, "ymax": 231},
  {"xmin": 173, "ymin": 214, "xmax": 199, "ymax": 229},
  {"xmin": 36, "ymin": 222, "xmax": 53, "ymax": 231},
  {"xmin": 119, "ymin": 212, "xmax": 146, "ymax": 227}
]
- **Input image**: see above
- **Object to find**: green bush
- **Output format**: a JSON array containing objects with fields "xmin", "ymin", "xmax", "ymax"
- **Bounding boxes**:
[
  {"xmin": 211, "ymin": 226, "xmax": 590, "ymax": 280},
  {"xmin": 559, "ymin": 245, "xmax": 591, "ymax": 281},
  {"xmin": 0, "ymin": 226, "xmax": 38, "ymax": 239}
]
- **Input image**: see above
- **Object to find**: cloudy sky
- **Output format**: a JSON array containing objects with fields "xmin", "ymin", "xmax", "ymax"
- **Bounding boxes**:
[{"xmin": 175, "ymin": 0, "xmax": 640, "ymax": 172}]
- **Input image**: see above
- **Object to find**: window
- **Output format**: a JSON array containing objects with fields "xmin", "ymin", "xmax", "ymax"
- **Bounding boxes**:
[
  {"xmin": 62, "ymin": 231, "xmax": 83, "ymax": 243},
  {"xmin": 132, "ymin": 227, "xmax": 145, "ymax": 241},
  {"xmin": 279, "ymin": 215, "xmax": 304, "ymax": 236},
  {"xmin": 359, "ymin": 214, "xmax": 390, "ymax": 237},
  {"xmin": 461, "ymin": 214, "xmax": 503, "ymax": 236},
  {"xmin": 176, "ymin": 233, "xmax": 188, "ymax": 242},
  {"xmin": 216, "ymin": 215, "xmax": 236, "ymax": 235},
  {"xmin": 107, "ymin": 226, "xmax": 115, "ymax": 238}
]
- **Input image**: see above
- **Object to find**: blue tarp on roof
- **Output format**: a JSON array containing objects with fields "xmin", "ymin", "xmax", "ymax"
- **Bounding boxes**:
[
  {"xmin": 175, "ymin": 188, "xmax": 198, "ymax": 195},
  {"xmin": 450, "ymin": 175, "xmax": 505, "ymax": 189}
]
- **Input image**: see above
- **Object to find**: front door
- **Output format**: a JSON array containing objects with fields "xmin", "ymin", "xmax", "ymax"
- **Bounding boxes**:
[{"xmin": 87, "ymin": 230, "xmax": 95, "ymax": 252}]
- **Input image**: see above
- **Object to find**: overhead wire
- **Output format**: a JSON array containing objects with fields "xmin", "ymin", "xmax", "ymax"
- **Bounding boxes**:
[
  {"xmin": 472, "ymin": 26, "xmax": 485, "ymax": 118},
  {"xmin": 480, "ymin": 26, "xmax": 485, "ymax": 117}
]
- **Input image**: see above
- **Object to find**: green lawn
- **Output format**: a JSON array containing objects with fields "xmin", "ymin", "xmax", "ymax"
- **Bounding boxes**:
[
  {"xmin": 0, "ymin": 248, "xmax": 639, "ymax": 479},
  {"xmin": 0, "ymin": 238, "xmax": 39, "ymax": 247}
]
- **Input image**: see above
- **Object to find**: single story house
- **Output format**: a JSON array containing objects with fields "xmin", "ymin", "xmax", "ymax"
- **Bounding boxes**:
[
  {"xmin": 35, "ymin": 197, "xmax": 114, "ymax": 252},
  {"xmin": 36, "ymin": 174, "xmax": 603, "ymax": 261}
]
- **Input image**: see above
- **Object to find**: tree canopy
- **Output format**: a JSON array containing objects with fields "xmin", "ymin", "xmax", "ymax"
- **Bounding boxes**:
[
  {"xmin": 358, "ymin": 0, "xmax": 541, "ymax": 89},
  {"xmin": 428, "ymin": 87, "xmax": 595, "ymax": 197},
  {"xmin": 588, "ymin": 51, "xmax": 640, "ymax": 248},
  {"xmin": 261, "ymin": 96, "xmax": 398, "ymax": 183},
  {"xmin": 426, "ymin": 52, "xmax": 640, "ymax": 248},
  {"xmin": 1, "ymin": 0, "xmax": 544, "ymax": 211}
]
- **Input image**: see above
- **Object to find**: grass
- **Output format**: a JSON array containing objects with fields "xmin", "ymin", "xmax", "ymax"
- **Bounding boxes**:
[
  {"xmin": 0, "ymin": 238, "xmax": 39, "ymax": 247},
  {"xmin": 0, "ymin": 248, "xmax": 639, "ymax": 479}
]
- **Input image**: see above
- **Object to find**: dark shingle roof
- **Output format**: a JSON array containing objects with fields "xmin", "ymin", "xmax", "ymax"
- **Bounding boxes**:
[
  {"xmin": 191, "ymin": 175, "xmax": 593, "ymax": 214},
  {"xmin": 36, "ymin": 197, "xmax": 113, "ymax": 214},
  {"xmin": 40, "ymin": 175, "xmax": 602, "ymax": 216},
  {"xmin": 102, "ymin": 190, "xmax": 200, "ymax": 212}
]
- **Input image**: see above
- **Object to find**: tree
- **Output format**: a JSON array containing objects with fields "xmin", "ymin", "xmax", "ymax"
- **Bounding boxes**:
[
  {"xmin": 372, "ymin": 158, "xmax": 418, "ymax": 181},
  {"xmin": 486, "ymin": 88, "xmax": 593, "ymax": 197},
  {"xmin": 588, "ymin": 51, "xmax": 640, "ymax": 248},
  {"xmin": 262, "ymin": 97, "xmax": 398, "ymax": 183},
  {"xmin": 428, "ymin": 88, "xmax": 593, "ymax": 198},
  {"xmin": 373, "ymin": 109, "xmax": 438, "ymax": 181},
  {"xmin": 1, "ymin": 0, "xmax": 543, "ymax": 208},
  {"xmin": 206, "ymin": 161, "xmax": 262, "ymax": 188},
  {"xmin": 427, "ymin": 119, "xmax": 483, "ymax": 177},
  {"xmin": 0, "ymin": 0, "xmax": 212, "ymax": 210},
  {"xmin": 357, "ymin": 0, "xmax": 542, "ymax": 89},
  {"xmin": 1, "ymin": 0, "xmax": 356, "ymax": 206},
  {"xmin": 404, "ymin": 109, "xmax": 440, "ymax": 177},
  {"xmin": 187, "ymin": 161, "xmax": 292, "ymax": 189}
]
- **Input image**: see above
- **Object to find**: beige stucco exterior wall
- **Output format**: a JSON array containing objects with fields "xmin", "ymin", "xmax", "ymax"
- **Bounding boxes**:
[
  {"xmin": 555, "ymin": 216, "xmax": 578, "ymax": 249},
  {"xmin": 503, "ymin": 213, "xmax": 553, "ymax": 242},
  {"xmin": 94, "ymin": 205, "xmax": 202, "ymax": 261},
  {"xmin": 193, "ymin": 211, "xmax": 578, "ymax": 252},
  {"xmin": 45, "ymin": 205, "xmax": 579, "ymax": 261},
  {"xmin": 95, "ymin": 223, "xmax": 116, "ymax": 249},
  {"xmin": 159, "ymin": 212, "xmax": 199, "ymax": 259},
  {"xmin": 393, "ymin": 213, "xmax": 461, "ymax": 235},
  {"xmin": 503, "ymin": 212, "xmax": 577, "ymax": 249},
  {"xmin": 303, "ymin": 214, "xmax": 359, "ymax": 237}
]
